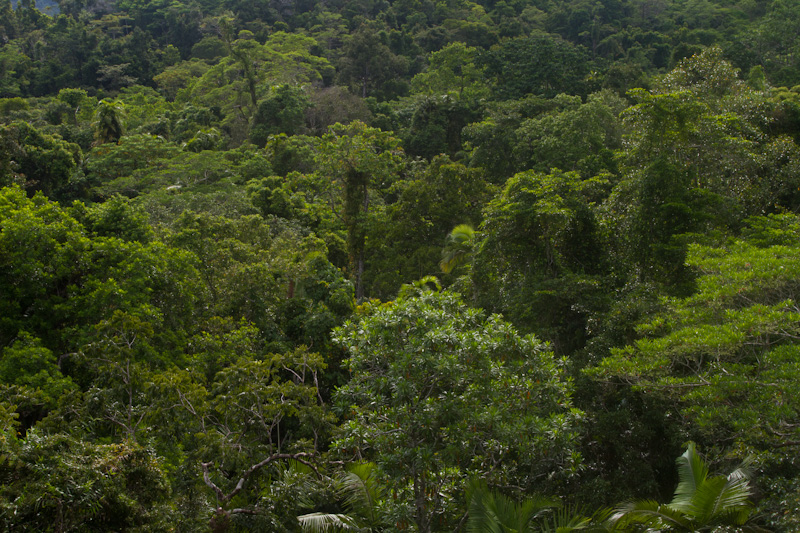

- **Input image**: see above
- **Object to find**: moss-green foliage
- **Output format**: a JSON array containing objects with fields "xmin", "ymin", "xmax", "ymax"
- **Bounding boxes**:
[{"xmin": 4, "ymin": 0, "xmax": 800, "ymax": 530}]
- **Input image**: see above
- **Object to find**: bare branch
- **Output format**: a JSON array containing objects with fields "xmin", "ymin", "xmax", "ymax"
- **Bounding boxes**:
[
  {"xmin": 201, "ymin": 452, "xmax": 318, "ymax": 506},
  {"xmin": 201, "ymin": 462, "xmax": 226, "ymax": 503}
]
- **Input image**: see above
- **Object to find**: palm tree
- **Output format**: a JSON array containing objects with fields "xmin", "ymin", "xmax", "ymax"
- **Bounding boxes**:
[
  {"xmin": 439, "ymin": 224, "xmax": 478, "ymax": 274},
  {"xmin": 93, "ymin": 99, "xmax": 125, "ymax": 145},
  {"xmin": 297, "ymin": 462, "xmax": 389, "ymax": 532},
  {"xmin": 610, "ymin": 442, "xmax": 770, "ymax": 532}
]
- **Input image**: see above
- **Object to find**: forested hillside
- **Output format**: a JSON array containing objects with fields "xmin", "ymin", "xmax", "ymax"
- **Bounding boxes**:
[{"xmin": 2, "ymin": 0, "xmax": 800, "ymax": 529}]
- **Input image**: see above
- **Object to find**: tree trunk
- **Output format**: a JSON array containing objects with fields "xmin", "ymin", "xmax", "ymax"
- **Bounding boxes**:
[
  {"xmin": 356, "ymin": 250, "xmax": 364, "ymax": 301},
  {"xmin": 355, "ymin": 183, "xmax": 368, "ymax": 301},
  {"xmin": 413, "ymin": 469, "xmax": 431, "ymax": 533}
]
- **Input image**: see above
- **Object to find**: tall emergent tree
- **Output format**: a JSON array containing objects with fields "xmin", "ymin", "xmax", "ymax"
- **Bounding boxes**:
[
  {"xmin": 472, "ymin": 168, "xmax": 608, "ymax": 353},
  {"xmin": 315, "ymin": 121, "xmax": 403, "ymax": 300}
]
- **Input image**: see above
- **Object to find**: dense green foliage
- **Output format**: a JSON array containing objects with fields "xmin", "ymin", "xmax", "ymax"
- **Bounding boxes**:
[{"xmin": 3, "ymin": 0, "xmax": 800, "ymax": 529}]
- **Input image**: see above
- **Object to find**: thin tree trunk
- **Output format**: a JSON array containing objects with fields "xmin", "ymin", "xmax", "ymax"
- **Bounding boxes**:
[
  {"xmin": 355, "ymin": 183, "xmax": 368, "ymax": 301},
  {"xmin": 414, "ymin": 469, "xmax": 431, "ymax": 533},
  {"xmin": 356, "ymin": 251, "xmax": 364, "ymax": 301}
]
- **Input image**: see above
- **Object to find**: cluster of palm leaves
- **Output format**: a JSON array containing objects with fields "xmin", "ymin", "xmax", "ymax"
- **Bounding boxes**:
[
  {"xmin": 467, "ymin": 443, "xmax": 768, "ymax": 533},
  {"xmin": 297, "ymin": 462, "xmax": 388, "ymax": 532},
  {"xmin": 465, "ymin": 478, "xmax": 611, "ymax": 532},
  {"xmin": 439, "ymin": 224, "xmax": 478, "ymax": 274},
  {"xmin": 296, "ymin": 443, "xmax": 769, "ymax": 532},
  {"xmin": 608, "ymin": 443, "xmax": 770, "ymax": 532}
]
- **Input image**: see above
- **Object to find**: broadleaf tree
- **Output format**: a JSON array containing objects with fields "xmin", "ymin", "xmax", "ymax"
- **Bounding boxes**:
[{"xmin": 333, "ymin": 287, "xmax": 582, "ymax": 532}]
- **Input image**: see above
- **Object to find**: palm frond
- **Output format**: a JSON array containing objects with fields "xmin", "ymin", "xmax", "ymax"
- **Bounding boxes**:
[
  {"xmin": 466, "ymin": 478, "xmax": 557, "ymax": 533},
  {"xmin": 440, "ymin": 224, "xmax": 477, "ymax": 274},
  {"xmin": 672, "ymin": 442, "xmax": 708, "ymax": 512},
  {"xmin": 337, "ymin": 462, "xmax": 385, "ymax": 525},
  {"xmin": 611, "ymin": 500, "xmax": 692, "ymax": 531},
  {"xmin": 517, "ymin": 494, "xmax": 561, "ymax": 523},
  {"xmin": 675, "ymin": 445, "xmax": 756, "ymax": 526},
  {"xmin": 466, "ymin": 481, "xmax": 507, "ymax": 533},
  {"xmin": 696, "ymin": 468, "xmax": 754, "ymax": 526},
  {"xmin": 297, "ymin": 512, "xmax": 360, "ymax": 532},
  {"xmin": 538, "ymin": 504, "xmax": 593, "ymax": 532}
]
